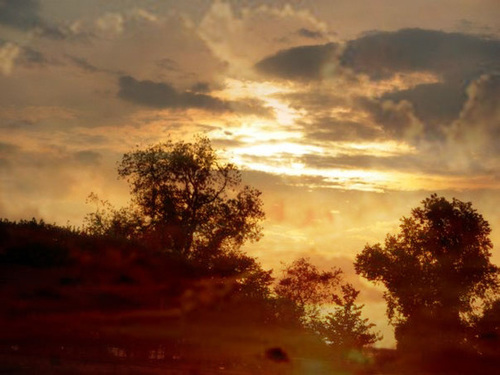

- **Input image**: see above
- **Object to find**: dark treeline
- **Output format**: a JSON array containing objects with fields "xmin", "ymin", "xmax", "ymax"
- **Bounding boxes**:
[{"xmin": 1, "ymin": 137, "xmax": 499, "ymax": 374}]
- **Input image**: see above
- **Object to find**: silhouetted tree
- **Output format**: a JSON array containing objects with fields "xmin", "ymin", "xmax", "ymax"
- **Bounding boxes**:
[
  {"xmin": 355, "ymin": 194, "xmax": 498, "ymax": 351},
  {"xmin": 276, "ymin": 258, "xmax": 380, "ymax": 352},
  {"xmin": 87, "ymin": 136, "xmax": 264, "ymax": 262},
  {"xmin": 313, "ymin": 284, "xmax": 381, "ymax": 351},
  {"xmin": 475, "ymin": 298, "xmax": 500, "ymax": 356},
  {"xmin": 275, "ymin": 257, "xmax": 343, "ymax": 322}
]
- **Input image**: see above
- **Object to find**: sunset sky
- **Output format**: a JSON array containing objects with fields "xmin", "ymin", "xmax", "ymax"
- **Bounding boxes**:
[{"xmin": 1, "ymin": 0, "xmax": 500, "ymax": 346}]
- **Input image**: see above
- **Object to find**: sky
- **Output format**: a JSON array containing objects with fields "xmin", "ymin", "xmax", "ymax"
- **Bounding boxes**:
[{"xmin": 1, "ymin": 0, "xmax": 500, "ymax": 347}]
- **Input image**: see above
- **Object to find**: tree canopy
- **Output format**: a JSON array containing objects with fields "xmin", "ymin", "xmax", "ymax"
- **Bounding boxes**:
[
  {"xmin": 87, "ymin": 136, "xmax": 265, "ymax": 262},
  {"xmin": 275, "ymin": 257, "xmax": 343, "ymax": 321},
  {"xmin": 355, "ymin": 194, "xmax": 499, "ymax": 349},
  {"xmin": 314, "ymin": 284, "xmax": 382, "ymax": 351},
  {"xmin": 275, "ymin": 257, "xmax": 381, "ymax": 351}
]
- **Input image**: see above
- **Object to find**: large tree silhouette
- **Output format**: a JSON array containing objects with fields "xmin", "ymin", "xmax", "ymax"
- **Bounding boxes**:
[
  {"xmin": 87, "ymin": 136, "xmax": 264, "ymax": 262},
  {"xmin": 355, "ymin": 194, "xmax": 498, "ymax": 350}
]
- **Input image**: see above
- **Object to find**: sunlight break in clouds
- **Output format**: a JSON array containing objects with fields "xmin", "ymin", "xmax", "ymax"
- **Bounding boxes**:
[
  {"xmin": 211, "ymin": 78, "xmax": 393, "ymax": 191},
  {"xmin": 209, "ymin": 77, "xmax": 465, "ymax": 193}
]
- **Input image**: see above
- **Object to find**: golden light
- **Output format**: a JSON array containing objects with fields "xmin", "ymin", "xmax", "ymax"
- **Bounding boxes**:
[
  {"xmin": 332, "ymin": 140, "xmax": 416, "ymax": 156},
  {"xmin": 204, "ymin": 76, "xmax": 500, "ymax": 194}
]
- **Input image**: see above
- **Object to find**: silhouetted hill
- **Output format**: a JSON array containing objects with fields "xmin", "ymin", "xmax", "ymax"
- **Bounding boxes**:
[
  {"xmin": 2, "ymin": 218, "xmax": 496, "ymax": 374},
  {"xmin": 0, "ymin": 219, "xmax": 345, "ymax": 374}
]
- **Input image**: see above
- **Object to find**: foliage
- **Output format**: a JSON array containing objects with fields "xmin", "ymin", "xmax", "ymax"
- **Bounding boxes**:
[
  {"xmin": 0, "ymin": 218, "xmax": 76, "ymax": 268},
  {"xmin": 83, "ymin": 193, "xmax": 144, "ymax": 239},
  {"xmin": 354, "ymin": 194, "xmax": 499, "ymax": 348},
  {"xmin": 114, "ymin": 136, "xmax": 264, "ymax": 259},
  {"xmin": 83, "ymin": 136, "xmax": 265, "ymax": 263},
  {"xmin": 275, "ymin": 257, "xmax": 381, "ymax": 350},
  {"xmin": 275, "ymin": 257, "xmax": 343, "ymax": 321},
  {"xmin": 313, "ymin": 284, "xmax": 381, "ymax": 350},
  {"xmin": 81, "ymin": 137, "xmax": 273, "ymax": 324},
  {"xmin": 474, "ymin": 298, "xmax": 500, "ymax": 356}
]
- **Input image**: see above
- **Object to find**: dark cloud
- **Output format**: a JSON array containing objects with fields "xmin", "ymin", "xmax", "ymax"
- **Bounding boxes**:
[
  {"xmin": 357, "ymin": 97, "xmax": 424, "ymax": 142},
  {"xmin": 298, "ymin": 28, "xmax": 323, "ymax": 39},
  {"xmin": 462, "ymin": 74, "xmax": 500, "ymax": 122},
  {"xmin": 362, "ymin": 75, "xmax": 497, "ymax": 145},
  {"xmin": 118, "ymin": 75, "xmax": 230, "ymax": 111},
  {"xmin": 117, "ymin": 76, "xmax": 272, "ymax": 117},
  {"xmin": 0, "ymin": 0, "xmax": 70, "ymax": 40},
  {"xmin": 342, "ymin": 30, "xmax": 499, "ymax": 144},
  {"xmin": 256, "ymin": 28, "xmax": 500, "ymax": 85},
  {"xmin": 303, "ymin": 118, "xmax": 381, "ymax": 142},
  {"xmin": 20, "ymin": 47, "xmax": 46, "ymax": 65},
  {"xmin": 0, "ymin": 0, "xmax": 41, "ymax": 30},
  {"xmin": 67, "ymin": 55, "xmax": 99, "ymax": 73},
  {"xmin": 341, "ymin": 28, "xmax": 500, "ymax": 81},
  {"xmin": 190, "ymin": 82, "xmax": 211, "ymax": 93},
  {"xmin": 453, "ymin": 74, "xmax": 500, "ymax": 156},
  {"xmin": 256, "ymin": 29, "xmax": 500, "ymax": 150},
  {"xmin": 276, "ymin": 89, "xmax": 383, "ymax": 141},
  {"xmin": 37, "ymin": 25, "xmax": 68, "ymax": 40},
  {"xmin": 382, "ymin": 81, "xmax": 467, "ymax": 126},
  {"xmin": 255, "ymin": 43, "xmax": 338, "ymax": 80}
]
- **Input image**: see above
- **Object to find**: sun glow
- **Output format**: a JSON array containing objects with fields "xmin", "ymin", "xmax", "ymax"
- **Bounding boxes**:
[
  {"xmin": 333, "ymin": 140, "xmax": 416, "ymax": 156},
  {"xmin": 233, "ymin": 142, "xmax": 322, "ymax": 157},
  {"xmin": 206, "ymin": 78, "xmax": 427, "ymax": 192},
  {"xmin": 205, "ymin": 77, "xmax": 497, "ymax": 193},
  {"xmin": 218, "ymin": 78, "xmax": 306, "ymax": 126},
  {"xmin": 236, "ymin": 159, "xmax": 393, "ymax": 192},
  {"xmin": 221, "ymin": 78, "xmax": 294, "ymax": 98}
]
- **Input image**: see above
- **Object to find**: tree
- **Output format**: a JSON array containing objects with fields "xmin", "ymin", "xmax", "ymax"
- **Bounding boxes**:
[
  {"xmin": 83, "ymin": 193, "xmax": 144, "ymax": 239},
  {"xmin": 275, "ymin": 257, "xmax": 343, "ymax": 322},
  {"xmin": 354, "ymin": 194, "xmax": 498, "ymax": 350},
  {"xmin": 114, "ymin": 136, "xmax": 264, "ymax": 260},
  {"xmin": 275, "ymin": 257, "xmax": 381, "ymax": 351},
  {"xmin": 313, "ymin": 284, "xmax": 381, "ymax": 351},
  {"xmin": 474, "ymin": 298, "xmax": 500, "ymax": 356}
]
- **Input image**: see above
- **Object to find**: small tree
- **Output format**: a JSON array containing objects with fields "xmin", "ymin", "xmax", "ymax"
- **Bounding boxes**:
[
  {"xmin": 275, "ymin": 258, "xmax": 381, "ymax": 351},
  {"xmin": 107, "ymin": 136, "xmax": 264, "ymax": 260},
  {"xmin": 314, "ymin": 284, "xmax": 381, "ymax": 351},
  {"xmin": 275, "ymin": 257, "xmax": 343, "ymax": 322},
  {"xmin": 355, "ymin": 194, "xmax": 498, "ymax": 350}
]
